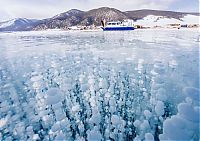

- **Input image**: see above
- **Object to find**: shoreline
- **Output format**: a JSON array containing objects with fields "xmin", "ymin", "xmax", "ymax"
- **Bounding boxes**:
[{"xmin": 0, "ymin": 27, "xmax": 199, "ymax": 34}]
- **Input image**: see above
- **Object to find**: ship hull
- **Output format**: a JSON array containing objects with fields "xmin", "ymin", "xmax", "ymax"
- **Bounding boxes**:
[{"xmin": 102, "ymin": 26, "xmax": 134, "ymax": 31}]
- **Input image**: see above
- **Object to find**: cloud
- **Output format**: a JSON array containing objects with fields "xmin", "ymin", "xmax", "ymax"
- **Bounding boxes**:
[{"xmin": 0, "ymin": 0, "xmax": 198, "ymax": 22}]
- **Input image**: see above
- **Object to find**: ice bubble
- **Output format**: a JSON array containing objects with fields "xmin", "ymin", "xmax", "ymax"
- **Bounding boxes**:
[
  {"xmin": 110, "ymin": 105, "xmax": 116, "ymax": 114},
  {"xmin": 46, "ymin": 88, "xmax": 64, "ymax": 105},
  {"xmin": 26, "ymin": 126, "xmax": 33, "ymax": 133},
  {"xmin": 75, "ymin": 136, "xmax": 85, "ymax": 141},
  {"xmin": 153, "ymin": 67, "xmax": 165, "ymax": 74},
  {"xmin": 52, "ymin": 102, "xmax": 62, "ymax": 110},
  {"xmin": 159, "ymin": 134, "xmax": 168, "ymax": 140},
  {"xmin": 143, "ymin": 92, "xmax": 148, "ymax": 99},
  {"xmin": 99, "ymin": 78, "xmax": 108, "ymax": 89},
  {"xmin": 155, "ymin": 101, "xmax": 165, "ymax": 116},
  {"xmin": 145, "ymin": 133, "xmax": 154, "ymax": 141},
  {"xmin": 42, "ymin": 115, "xmax": 54, "ymax": 124},
  {"xmin": 169, "ymin": 60, "xmax": 178, "ymax": 68},
  {"xmin": 87, "ymin": 127, "xmax": 103, "ymax": 141},
  {"xmin": 32, "ymin": 134, "xmax": 40, "ymax": 141},
  {"xmin": 81, "ymin": 83, "xmax": 88, "ymax": 92},
  {"xmin": 51, "ymin": 122, "xmax": 60, "ymax": 132},
  {"xmin": 109, "ymin": 97, "xmax": 116, "ymax": 106},
  {"xmin": 153, "ymin": 62, "xmax": 164, "ymax": 69},
  {"xmin": 156, "ymin": 93, "xmax": 167, "ymax": 101},
  {"xmin": 159, "ymin": 116, "xmax": 163, "ymax": 122},
  {"xmin": 133, "ymin": 120, "xmax": 141, "ymax": 127},
  {"xmin": 178, "ymin": 103, "xmax": 199, "ymax": 122},
  {"xmin": 88, "ymin": 77, "xmax": 95, "ymax": 85},
  {"xmin": 137, "ymin": 59, "xmax": 144, "ymax": 72},
  {"xmin": 150, "ymin": 98, "xmax": 157, "ymax": 105},
  {"xmin": 105, "ymin": 92, "xmax": 111, "ymax": 98},
  {"xmin": 30, "ymin": 75, "xmax": 42, "ymax": 82},
  {"xmin": 156, "ymin": 88, "xmax": 167, "ymax": 101},
  {"xmin": 54, "ymin": 109, "xmax": 66, "ymax": 121},
  {"xmin": 144, "ymin": 110, "xmax": 152, "ymax": 119},
  {"xmin": 139, "ymin": 80, "xmax": 144, "ymax": 85},
  {"xmin": 104, "ymin": 128, "xmax": 110, "ymax": 139},
  {"xmin": 89, "ymin": 97, "xmax": 96, "ymax": 107},
  {"xmin": 14, "ymin": 122, "xmax": 25, "ymax": 135},
  {"xmin": 79, "ymin": 74, "xmax": 87, "ymax": 84},
  {"xmin": 55, "ymin": 132, "xmax": 65, "ymax": 140},
  {"xmin": 33, "ymin": 82, "xmax": 41, "ymax": 89},
  {"xmin": 78, "ymin": 122, "xmax": 84, "ymax": 133},
  {"xmin": 111, "ymin": 115, "xmax": 123, "ymax": 126},
  {"xmin": 185, "ymin": 97, "xmax": 193, "ymax": 104},
  {"xmin": 140, "ymin": 120, "xmax": 150, "ymax": 131},
  {"xmin": 89, "ymin": 112, "xmax": 101, "ymax": 125},
  {"xmin": 72, "ymin": 105, "xmax": 80, "ymax": 113},
  {"xmin": 60, "ymin": 119, "xmax": 71, "ymax": 130},
  {"xmin": 0, "ymin": 118, "xmax": 7, "ymax": 129},
  {"xmin": 162, "ymin": 117, "xmax": 190, "ymax": 140},
  {"xmin": 134, "ymin": 136, "xmax": 141, "ymax": 141},
  {"xmin": 151, "ymin": 82, "xmax": 164, "ymax": 91},
  {"xmin": 183, "ymin": 87, "xmax": 199, "ymax": 102}
]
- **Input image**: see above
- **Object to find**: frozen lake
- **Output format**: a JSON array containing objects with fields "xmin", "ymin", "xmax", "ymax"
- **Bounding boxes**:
[{"xmin": 0, "ymin": 29, "xmax": 199, "ymax": 140}]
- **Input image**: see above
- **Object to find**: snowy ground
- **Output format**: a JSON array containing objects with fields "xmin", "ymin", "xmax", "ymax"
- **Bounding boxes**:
[
  {"xmin": 0, "ymin": 29, "xmax": 199, "ymax": 141},
  {"xmin": 134, "ymin": 14, "xmax": 200, "ymax": 27}
]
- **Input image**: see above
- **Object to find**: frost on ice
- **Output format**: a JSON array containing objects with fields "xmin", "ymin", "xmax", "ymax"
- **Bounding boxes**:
[{"xmin": 0, "ymin": 30, "xmax": 199, "ymax": 140}]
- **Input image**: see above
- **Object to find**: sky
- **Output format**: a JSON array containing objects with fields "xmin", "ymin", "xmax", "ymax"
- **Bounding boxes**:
[{"xmin": 0, "ymin": 0, "xmax": 199, "ymax": 22}]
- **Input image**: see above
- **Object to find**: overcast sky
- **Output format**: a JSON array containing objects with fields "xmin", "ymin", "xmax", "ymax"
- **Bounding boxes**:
[{"xmin": 0, "ymin": 0, "xmax": 199, "ymax": 22}]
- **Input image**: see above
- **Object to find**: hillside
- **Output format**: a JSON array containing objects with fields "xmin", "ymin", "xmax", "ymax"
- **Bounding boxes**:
[
  {"xmin": 125, "ymin": 9, "xmax": 199, "ymax": 20},
  {"xmin": 80, "ymin": 7, "xmax": 129, "ymax": 26}
]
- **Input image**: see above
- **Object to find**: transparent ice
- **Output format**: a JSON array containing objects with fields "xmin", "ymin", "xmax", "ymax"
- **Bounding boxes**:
[{"xmin": 0, "ymin": 29, "xmax": 199, "ymax": 140}]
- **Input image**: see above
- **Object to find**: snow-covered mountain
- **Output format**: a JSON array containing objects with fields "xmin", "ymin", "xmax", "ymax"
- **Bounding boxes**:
[{"xmin": 0, "ymin": 18, "xmax": 40, "ymax": 31}]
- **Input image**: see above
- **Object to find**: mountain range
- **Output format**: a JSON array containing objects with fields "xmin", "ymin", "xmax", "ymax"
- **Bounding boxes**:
[{"xmin": 0, "ymin": 7, "xmax": 199, "ymax": 31}]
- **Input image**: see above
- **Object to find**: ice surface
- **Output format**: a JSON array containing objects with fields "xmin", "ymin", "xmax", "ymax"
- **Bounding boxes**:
[{"xmin": 0, "ymin": 29, "xmax": 199, "ymax": 140}]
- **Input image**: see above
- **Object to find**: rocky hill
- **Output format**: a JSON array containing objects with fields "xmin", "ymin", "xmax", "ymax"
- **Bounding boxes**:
[
  {"xmin": 33, "ymin": 9, "xmax": 84, "ymax": 30},
  {"xmin": 0, "ymin": 7, "xmax": 199, "ymax": 31},
  {"xmin": 80, "ymin": 7, "xmax": 128, "ymax": 26}
]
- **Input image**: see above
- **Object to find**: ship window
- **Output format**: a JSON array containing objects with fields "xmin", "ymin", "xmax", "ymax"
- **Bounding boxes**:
[
  {"xmin": 112, "ymin": 23, "xmax": 116, "ymax": 25},
  {"xmin": 108, "ymin": 23, "xmax": 112, "ymax": 25}
]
